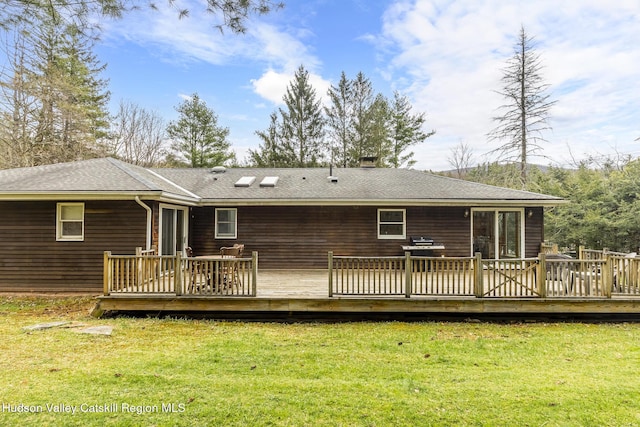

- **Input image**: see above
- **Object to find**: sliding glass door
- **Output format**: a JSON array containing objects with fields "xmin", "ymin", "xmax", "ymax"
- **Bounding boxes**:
[
  {"xmin": 159, "ymin": 205, "xmax": 188, "ymax": 256},
  {"xmin": 472, "ymin": 209, "xmax": 523, "ymax": 259}
]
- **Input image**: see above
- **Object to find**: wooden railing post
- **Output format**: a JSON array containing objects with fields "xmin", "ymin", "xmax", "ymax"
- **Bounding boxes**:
[
  {"xmin": 474, "ymin": 252, "xmax": 483, "ymax": 298},
  {"xmin": 175, "ymin": 252, "xmax": 182, "ymax": 296},
  {"xmin": 537, "ymin": 253, "xmax": 547, "ymax": 298},
  {"xmin": 579, "ymin": 245, "xmax": 585, "ymax": 260},
  {"xmin": 252, "ymin": 251, "xmax": 258, "ymax": 297},
  {"xmin": 405, "ymin": 251, "xmax": 412, "ymax": 298},
  {"xmin": 328, "ymin": 251, "xmax": 334, "ymax": 297},
  {"xmin": 103, "ymin": 251, "xmax": 111, "ymax": 296},
  {"xmin": 604, "ymin": 254, "xmax": 613, "ymax": 298}
]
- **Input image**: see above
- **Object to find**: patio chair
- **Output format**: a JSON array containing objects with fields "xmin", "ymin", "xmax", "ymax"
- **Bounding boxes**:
[
  {"xmin": 215, "ymin": 246, "xmax": 242, "ymax": 291},
  {"xmin": 232, "ymin": 243, "xmax": 245, "ymax": 258}
]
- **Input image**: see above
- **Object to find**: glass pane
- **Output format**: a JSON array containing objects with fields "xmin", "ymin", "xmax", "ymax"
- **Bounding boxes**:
[
  {"xmin": 217, "ymin": 209, "xmax": 236, "ymax": 222},
  {"xmin": 380, "ymin": 211, "xmax": 403, "ymax": 223},
  {"xmin": 473, "ymin": 211, "xmax": 495, "ymax": 258},
  {"xmin": 218, "ymin": 223, "xmax": 233, "ymax": 236},
  {"xmin": 176, "ymin": 210, "xmax": 185, "ymax": 252},
  {"xmin": 62, "ymin": 221, "xmax": 82, "ymax": 237},
  {"xmin": 61, "ymin": 205, "xmax": 83, "ymax": 220},
  {"xmin": 380, "ymin": 224, "xmax": 403, "ymax": 236},
  {"xmin": 499, "ymin": 211, "xmax": 521, "ymax": 258},
  {"xmin": 161, "ymin": 209, "xmax": 175, "ymax": 255}
]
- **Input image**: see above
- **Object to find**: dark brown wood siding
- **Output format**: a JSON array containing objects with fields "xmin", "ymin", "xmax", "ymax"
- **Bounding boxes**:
[
  {"xmin": 525, "ymin": 207, "xmax": 544, "ymax": 257},
  {"xmin": 190, "ymin": 206, "xmax": 483, "ymax": 268},
  {"xmin": 0, "ymin": 201, "xmax": 147, "ymax": 292}
]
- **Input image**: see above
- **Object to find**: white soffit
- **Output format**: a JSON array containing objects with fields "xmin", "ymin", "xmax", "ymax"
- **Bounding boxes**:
[
  {"xmin": 234, "ymin": 176, "xmax": 256, "ymax": 187},
  {"xmin": 260, "ymin": 176, "xmax": 279, "ymax": 187}
]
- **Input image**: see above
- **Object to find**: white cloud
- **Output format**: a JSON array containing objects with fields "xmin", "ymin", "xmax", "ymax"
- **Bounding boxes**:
[
  {"xmin": 251, "ymin": 69, "xmax": 291, "ymax": 105},
  {"xmin": 376, "ymin": 0, "xmax": 640, "ymax": 169},
  {"xmin": 251, "ymin": 68, "xmax": 332, "ymax": 106},
  {"xmin": 102, "ymin": 2, "xmax": 332, "ymax": 108}
]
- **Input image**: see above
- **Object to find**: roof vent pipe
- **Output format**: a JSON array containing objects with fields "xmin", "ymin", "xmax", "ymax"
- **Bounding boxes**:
[
  {"xmin": 212, "ymin": 166, "xmax": 226, "ymax": 173},
  {"xmin": 328, "ymin": 163, "xmax": 338, "ymax": 183}
]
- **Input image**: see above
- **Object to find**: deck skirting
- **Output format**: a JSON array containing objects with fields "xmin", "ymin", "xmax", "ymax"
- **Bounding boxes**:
[{"xmin": 93, "ymin": 295, "xmax": 640, "ymax": 319}]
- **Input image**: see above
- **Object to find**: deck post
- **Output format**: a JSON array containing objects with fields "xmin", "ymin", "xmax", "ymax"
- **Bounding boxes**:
[
  {"xmin": 474, "ymin": 252, "xmax": 483, "ymax": 298},
  {"xmin": 604, "ymin": 254, "xmax": 613, "ymax": 298},
  {"xmin": 103, "ymin": 251, "xmax": 111, "ymax": 296},
  {"xmin": 537, "ymin": 253, "xmax": 547, "ymax": 298},
  {"xmin": 252, "ymin": 251, "xmax": 258, "ymax": 297},
  {"xmin": 175, "ymin": 252, "xmax": 182, "ymax": 296},
  {"xmin": 405, "ymin": 251, "xmax": 412, "ymax": 298},
  {"xmin": 328, "ymin": 251, "xmax": 334, "ymax": 297},
  {"xmin": 578, "ymin": 245, "xmax": 585, "ymax": 260}
]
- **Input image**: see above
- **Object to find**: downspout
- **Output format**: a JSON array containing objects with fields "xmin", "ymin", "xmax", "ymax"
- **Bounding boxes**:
[{"xmin": 135, "ymin": 196, "xmax": 152, "ymax": 251}]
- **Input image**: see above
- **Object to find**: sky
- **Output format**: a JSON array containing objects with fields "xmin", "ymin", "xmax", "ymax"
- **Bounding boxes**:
[{"xmin": 94, "ymin": 0, "xmax": 640, "ymax": 171}]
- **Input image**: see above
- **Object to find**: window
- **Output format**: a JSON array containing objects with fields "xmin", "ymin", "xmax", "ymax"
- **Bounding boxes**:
[
  {"xmin": 472, "ymin": 209, "xmax": 523, "ymax": 259},
  {"xmin": 57, "ymin": 203, "xmax": 84, "ymax": 241},
  {"xmin": 215, "ymin": 208, "xmax": 237, "ymax": 239},
  {"xmin": 378, "ymin": 209, "xmax": 405, "ymax": 239}
]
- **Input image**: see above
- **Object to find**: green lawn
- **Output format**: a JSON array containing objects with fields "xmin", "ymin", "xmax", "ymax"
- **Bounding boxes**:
[{"xmin": 1, "ymin": 296, "xmax": 640, "ymax": 426}]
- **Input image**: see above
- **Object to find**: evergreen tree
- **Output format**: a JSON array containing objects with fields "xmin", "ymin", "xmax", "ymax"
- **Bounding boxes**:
[
  {"xmin": 3, "ymin": 0, "xmax": 283, "ymax": 34},
  {"xmin": 349, "ymin": 71, "xmax": 375, "ymax": 166},
  {"xmin": 387, "ymin": 91, "xmax": 434, "ymax": 168},
  {"xmin": 488, "ymin": 25, "xmax": 555, "ymax": 184},
  {"xmin": 166, "ymin": 93, "xmax": 234, "ymax": 168},
  {"xmin": 279, "ymin": 65, "xmax": 326, "ymax": 167},
  {"xmin": 368, "ymin": 93, "xmax": 391, "ymax": 167},
  {"xmin": 0, "ymin": 14, "xmax": 110, "ymax": 167},
  {"xmin": 248, "ymin": 112, "xmax": 288, "ymax": 167},
  {"xmin": 325, "ymin": 72, "xmax": 353, "ymax": 168}
]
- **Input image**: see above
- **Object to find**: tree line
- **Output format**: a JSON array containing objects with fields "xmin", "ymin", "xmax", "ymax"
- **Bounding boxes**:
[
  {"xmin": 448, "ymin": 156, "xmax": 640, "ymax": 254},
  {"xmin": 0, "ymin": 30, "xmax": 432, "ymax": 170},
  {"xmin": 249, "ymin": 66, "xmax": 434, "ymax": 168}
]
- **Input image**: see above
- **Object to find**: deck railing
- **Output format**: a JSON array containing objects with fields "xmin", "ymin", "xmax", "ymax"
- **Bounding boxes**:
[
  {"xmin": 329, "ymin": 251, "xmax": 640, "ymax": 299},
  {"xmin": 104, "ymin": 251, "xmax": 258, "ymax": 296}
]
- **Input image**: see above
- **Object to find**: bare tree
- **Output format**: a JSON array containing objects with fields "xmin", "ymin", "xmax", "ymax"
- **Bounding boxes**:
[
  {"xmin": 106, "ymin": 100, "xmax": 167, "ymax": 167},
  {"xmin": 488, "ymin": 25, "xmax": 555, "ymax": 184},
  {"xmin": 448, "ymin": 141, "xmax": 475, "ymax": 178}
]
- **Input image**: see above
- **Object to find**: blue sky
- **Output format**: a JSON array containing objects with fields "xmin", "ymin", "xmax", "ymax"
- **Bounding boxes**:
[{"xmin": 95, "ymin": 0, "xmax": 640, "ymax": 170}]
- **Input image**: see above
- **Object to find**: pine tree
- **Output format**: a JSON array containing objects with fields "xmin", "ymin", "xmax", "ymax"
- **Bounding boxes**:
[
  {"xmin": 488, "ymin": 25, "xmax": 555, "ymax": 184},
  {"xmin": 0, "ymin": 13, "xmax": 110, "ymax": 167},
  {"xmin": 325, "ymin": 72, "xmax": 353, "ymax": 168},
  {"xmin": 279, "ymin": 65, "xmax": 326, "ymax": 167},
  {"xmin": 387, "ymin": 91, "xmax": 434, "ymax": 168},
  {"xmin": 248, "ymin": 112, "xmax": 288, "ymax": 167},
  {"xmin": 368, "ymin": 94, "xmax": 391, "ymax": 167},
  {"xmin": 349, "ymin": 72, "xmax": 375, "ymax": 166},
  {"xmin": 166, "ymin": 93, "xmax": 234, "ymax": 168}
]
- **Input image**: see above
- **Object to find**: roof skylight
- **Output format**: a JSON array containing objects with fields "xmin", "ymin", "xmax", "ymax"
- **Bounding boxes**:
[
  {"xmin": 260, "ymin": 176, "xmax": 279, "ymax": 187},
  {"xmin": 234, "ymin": 176, "xmax": 256, "ymax": 187}
]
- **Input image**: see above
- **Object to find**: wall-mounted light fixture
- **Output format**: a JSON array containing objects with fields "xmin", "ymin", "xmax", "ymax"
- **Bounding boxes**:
[
  {"xmin": 527, "ymin": 210, "xmax": 533, "ymax": 218},
  {"xmin": 464, "ymin": 209, "xmax": 469, "ymax": 218}
]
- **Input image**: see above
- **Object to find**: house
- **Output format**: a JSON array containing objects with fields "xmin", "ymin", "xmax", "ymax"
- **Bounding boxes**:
[{"xmin": 0, "ymin": 157, "xmax": 563, "ymax": 292}]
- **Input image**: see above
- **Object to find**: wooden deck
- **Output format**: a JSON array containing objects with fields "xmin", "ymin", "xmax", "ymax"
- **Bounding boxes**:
[{"xmin": 95, "ymin": 267, "xmax": 640, "ymax": 320}]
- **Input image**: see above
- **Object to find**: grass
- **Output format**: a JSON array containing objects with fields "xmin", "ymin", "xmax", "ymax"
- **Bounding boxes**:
[{"xmin": 1, "ymin": 297, "xmax": 640, "ymax": 426}]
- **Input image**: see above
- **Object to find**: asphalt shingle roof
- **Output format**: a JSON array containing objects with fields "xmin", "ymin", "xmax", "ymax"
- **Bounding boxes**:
[{"xmin": 0, "ymin": 158, "xmax": 563, "ymax": 205}]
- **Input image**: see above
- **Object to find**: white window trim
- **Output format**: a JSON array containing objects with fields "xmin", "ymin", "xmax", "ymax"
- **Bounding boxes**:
[
  {"xmin": 158, "ymin": 204, "xmax": 189, "ymax": 256},
  {"xmin": 56, "ymin": 202, "xmax": 85, "ymax": 242},
  {"xmin": 215, "ymin": 208, "xmax": 238, "ymax": 239},
  {"xmin": 377, "ymin": 208, "xmax": 406, "ymax": 240},
  {"xmin": 470, "ymin": 208, "xmax": 525, "ymax": 258}
]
